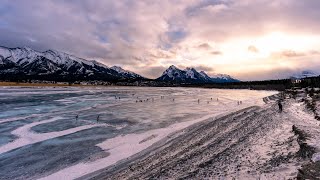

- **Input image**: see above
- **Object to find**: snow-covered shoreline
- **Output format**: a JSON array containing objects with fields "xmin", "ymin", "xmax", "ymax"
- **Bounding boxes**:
[
  {"xmin": 86, "ymin": 92, "xmax": 320, "ymax": 180},
  {"xmin": 40, "ymin": 100, "xmax": 262, "ymax": 180}
]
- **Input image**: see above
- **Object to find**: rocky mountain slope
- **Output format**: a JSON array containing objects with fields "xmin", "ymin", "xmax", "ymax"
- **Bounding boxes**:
[
  {"xmin": 157, "ymin": 65, "xmax": 240, "ymax": 83},
  {"xmin": 0, "ymin": 46, "xmax": 144, "ymax": 82}
]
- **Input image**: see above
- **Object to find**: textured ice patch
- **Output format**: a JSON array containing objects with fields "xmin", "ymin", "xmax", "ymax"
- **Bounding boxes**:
[
  {"xmin": 0, "ymin": 117, "xmax": 102, "ymax": 154},
  {"xmin": 39, "ymin": 108, "xmax": 254, "ymax": 180}
]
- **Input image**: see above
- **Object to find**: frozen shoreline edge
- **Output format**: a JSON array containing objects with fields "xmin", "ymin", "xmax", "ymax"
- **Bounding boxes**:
[
  {"xmin": 81, "ymin": 93, "xmax": 320, "ymax": 179},
  {"xmin": 78, "ymin": 106, "xmax": 261, "ymax": 180}
]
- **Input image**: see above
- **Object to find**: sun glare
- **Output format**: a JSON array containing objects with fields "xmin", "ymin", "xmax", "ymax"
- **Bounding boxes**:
[
  {"xmin": 255, "ymin": 32, "xmax": 318, "ymax": 55},
  {"xmin": 220, "ymin": 31, "xmax": 320, "ymax": 62}
]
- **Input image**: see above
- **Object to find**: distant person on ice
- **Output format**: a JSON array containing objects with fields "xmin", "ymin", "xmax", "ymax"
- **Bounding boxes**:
[{"xmin": 278, "ymin": 101, "xmax": 283, "ymax": 112}]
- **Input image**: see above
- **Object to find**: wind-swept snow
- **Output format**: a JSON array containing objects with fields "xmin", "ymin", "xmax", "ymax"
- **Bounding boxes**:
[
  {"xmin": 90, "ymin": 96, "xmax": 320, "ymax": 180},
  {"xmin": 40, "ymin": 109, "xmax": 250, "ymax": 180}
]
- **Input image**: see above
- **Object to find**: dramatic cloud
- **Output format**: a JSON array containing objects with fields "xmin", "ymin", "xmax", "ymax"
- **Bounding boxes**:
[{"xmin": 1, "ymin": 0, "xmax": 320, "ymax": 80}]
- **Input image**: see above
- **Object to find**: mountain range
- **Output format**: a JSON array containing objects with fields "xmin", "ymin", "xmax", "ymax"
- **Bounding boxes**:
[
  {"xmin": 157, "ymin": 65, "xmax": 239, "ymax": 83},
  {"xmin": 290, "ymin": 70, "xmax": 319, "ymax": 79},
  {"xmin": 0, "ymin": 46, "xmax": 143, "ymax": 82},
  {"xmin": 0, "ymin": 46, "xmax": 240, "ymax": 84}
]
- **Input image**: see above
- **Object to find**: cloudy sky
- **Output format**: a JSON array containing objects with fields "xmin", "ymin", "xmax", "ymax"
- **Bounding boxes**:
[{"xmin": 1, "ymin": 0, "xmax": 320, "ymax": 80}]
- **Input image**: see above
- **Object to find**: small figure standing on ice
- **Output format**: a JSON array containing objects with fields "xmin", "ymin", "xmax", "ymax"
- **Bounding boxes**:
[
  {"xmin": 278, "ymin": 101, "xmax": 283, "ymax": 112},
  {"xmin": 97, "ymin": 115, "xmax": 100, "ymax": 122},
  {"xmin": 75, "ymin": 115, "xmax": 78, "ymax": 121}
]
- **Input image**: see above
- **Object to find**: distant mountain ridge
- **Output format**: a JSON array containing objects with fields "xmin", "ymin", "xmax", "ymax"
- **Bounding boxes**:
[
  {"xmin": 0, "ymin": 46, "xmax": 144, "ymax": 81},
  {"xmin": 290, "ymin": 70, "xmax": 319, "ymax": 79},
  {"xmin": 156, "ymin": 65, "xmax": 240, "ymax": 83},
  {"xmin": 0, "ymin": 46, "xmax": 240, "ymax": 84}
]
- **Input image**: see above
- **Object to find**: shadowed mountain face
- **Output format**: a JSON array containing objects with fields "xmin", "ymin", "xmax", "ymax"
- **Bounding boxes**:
[
  {"xmin": 0, "ymin": 46, "xmax": 144, "ymax": 82},
  {"xmin": 156, "ymin": 65, "xmax": 240, "ymax": 83}
]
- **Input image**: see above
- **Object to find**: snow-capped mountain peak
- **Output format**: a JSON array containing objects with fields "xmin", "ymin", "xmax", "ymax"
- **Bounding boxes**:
[
  {"xmin": 210, "ymin": 73, "xmax": 239, "ymax": 82},
  {"xmin": 0, "ymin": 46, "xmax": 145, "ymax": 81},
  {"xmin": 110, "ymin": 66, "xmax": 142, "ymax": 78},
  {"xmin": 43, "ymin": 49, "xmax": 96, "ymax": 67},
  {"xmin": 199, "ymin": 71, "xmax": 211, "ymax": 79},
  {"xmin": 111, "ymin": 66, "xmax": 128, "ymax": 73},
  {"xmin": 157, "ymin": 65, "xmax": 239, "ymax": 83},
  {"xmin": 9, "ymin": 47, "xmax": 43, "ymax": 65},
  {"xmin": 212, "ymin": 73, "xmax": 231, "ymax": 79},
  {"xmin": 168, "ymin": 65, "xmax": 178, "ymax": 70},
  {"xmin": 185, "ymin": 67, "xmax": 199, "ymax": 79},
  {"xmin": 161, "ymin": 65, "xmax": 183, "ymax": 78},
  {"xmin": 21, "ymin": 46, "xmax": 34, "ymax": 52}
]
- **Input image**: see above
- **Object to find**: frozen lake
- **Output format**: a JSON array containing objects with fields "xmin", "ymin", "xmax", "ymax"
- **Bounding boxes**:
[{"xmin": 0, "ymin": 86, "xmax": 277, "ymax": 179}]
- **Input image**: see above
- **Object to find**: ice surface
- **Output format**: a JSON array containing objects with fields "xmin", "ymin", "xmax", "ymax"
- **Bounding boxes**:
[
  {"xmin": 0, "ymin": 117, "xmax": 102, "ymax": 154},
  {"xmin": 0, "ymin": 86, "xmax": 277, "ymax": 179},
  {"xmin": 42, "ymin": 111, "xmax": 247, "ymax": 180}
]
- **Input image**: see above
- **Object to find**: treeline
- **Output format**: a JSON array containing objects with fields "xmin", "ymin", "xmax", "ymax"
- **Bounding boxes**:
[
  {"xmin": 297, "ymin": 76, "xmax": 320, "ymax": 88},
  {"xmin": 0, "ymin": 73, "xmax": 146, "ymax": 83},
  {"xmin": 2, "ymin": 73, "xmax": 320, "ymax": 91},
  {"xmin": 182, "ymin": 79, "xmax": 292, "ymax": 91}
]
